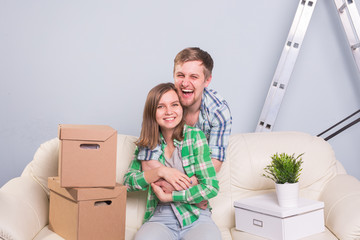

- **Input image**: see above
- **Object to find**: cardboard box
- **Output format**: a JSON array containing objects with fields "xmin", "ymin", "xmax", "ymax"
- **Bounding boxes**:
[
  {"xmin": 58, "ymin": 124, "xmax": 117, "ymax": 187},
  {"xmin": 48, "ymin": 177, "xmax": 126, "ymax": 240},
  {"xmin": 234, "ymin": 193, "xmax": 324, "ymax": 240}
]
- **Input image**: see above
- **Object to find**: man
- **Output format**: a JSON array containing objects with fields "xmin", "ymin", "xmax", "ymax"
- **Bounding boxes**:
[{"xmin": 138, "ymin": 47, "xmax": 232, "ymax": 187}]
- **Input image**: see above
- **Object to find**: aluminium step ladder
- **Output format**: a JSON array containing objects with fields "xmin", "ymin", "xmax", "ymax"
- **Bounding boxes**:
[{"xmin": 256, "ymin": 0, "xmax": 360, "ymax": 132}]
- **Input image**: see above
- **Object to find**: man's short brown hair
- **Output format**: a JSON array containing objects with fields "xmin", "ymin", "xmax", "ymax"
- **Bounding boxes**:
[{"xmin": 173, "ymin": 47, "xmax": 214, "ymax": 80}]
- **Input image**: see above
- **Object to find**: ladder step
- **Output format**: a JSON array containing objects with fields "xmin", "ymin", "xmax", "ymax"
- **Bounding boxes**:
[
  {"xmin": 339, "ymin": 3, "xmax": 347, "ymax": 13},
  {"xmin": 351, "ymin": 42, "xmax": 360, "ymax": 50},
  {"xmin": 334, "ymin": 0, "xmax": 360, "ymax": 73}
]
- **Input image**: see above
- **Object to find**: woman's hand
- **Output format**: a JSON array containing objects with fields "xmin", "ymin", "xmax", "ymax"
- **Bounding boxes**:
[
  {"xmin": 158, "ymin": 166, "xmax": 192, "ymax": 191},
  {"xmin": 151, "ymin": 183, "xmax": 172, "ymax": 202}
]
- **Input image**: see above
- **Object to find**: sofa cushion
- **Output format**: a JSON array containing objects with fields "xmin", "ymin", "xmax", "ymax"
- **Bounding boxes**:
[
  {"xmin": 227, "ymin": 131, "xmax": 340, "ymax": 200},
  {"xmin": 21, "ymin": 138, "xmax": 59, "ymax": 195}
]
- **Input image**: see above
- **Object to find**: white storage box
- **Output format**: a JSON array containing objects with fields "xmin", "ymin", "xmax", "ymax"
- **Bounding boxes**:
[{"xmin": 234, "ymin": 193, "xmax": 324, "ymax": 240}]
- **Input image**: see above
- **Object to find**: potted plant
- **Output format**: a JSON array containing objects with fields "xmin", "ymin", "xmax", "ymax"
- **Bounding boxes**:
[{"xmin": 263, "ymin": 152, "xmax": 304, "ymax": 207}]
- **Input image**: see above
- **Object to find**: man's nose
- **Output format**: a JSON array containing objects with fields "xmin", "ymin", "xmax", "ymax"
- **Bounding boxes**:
[{"xmin": 181, "ymin": 78, "xmax": 190, "ymax": 87}]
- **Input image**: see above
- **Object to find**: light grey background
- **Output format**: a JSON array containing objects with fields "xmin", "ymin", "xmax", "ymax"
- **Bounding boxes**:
[{"xmin": 1, "ymin": 0, "xmax": 360, "ymax": 187}]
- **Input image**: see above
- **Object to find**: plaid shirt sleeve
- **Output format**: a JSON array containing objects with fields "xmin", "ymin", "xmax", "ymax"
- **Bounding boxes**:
[
  {"xmin": 208, "ymin": 101, "xmax": 232, "ymax": 162},
  {"xmin": 172, "ymin": 128, "xmax": 219, "ymax": 204},
  {"xmin": 123, "ymin": 148, "xmax": 149, "ymax": 191},
  {"xmin": 137, "ymin": 145, "xmax": 162, "ymax": 161}
]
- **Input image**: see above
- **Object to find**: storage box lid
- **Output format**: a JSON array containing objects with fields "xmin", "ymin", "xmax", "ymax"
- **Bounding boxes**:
[
  {"xmin": 58, "ymin": 124, "xmax": 117, "ymax": 142},
  {"xmin": 234, "ymin": 193, "xmax": 324, "ymax": 218},
  {"xmin": 48, "ymin": 177, "xmax": 126, "ymax": 201}
]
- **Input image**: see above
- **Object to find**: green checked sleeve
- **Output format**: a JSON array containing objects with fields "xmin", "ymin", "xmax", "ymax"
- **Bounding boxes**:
[
  {"xmin": 123, "ymin": 147, "xmax": 149, "ymax": 192},
  {"xmin": 173, "ymin": 127, "xmax": 219, "ymax": 203}
]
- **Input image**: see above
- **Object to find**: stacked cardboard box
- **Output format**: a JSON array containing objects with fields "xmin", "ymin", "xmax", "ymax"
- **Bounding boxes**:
[{"xmin": 48, "ymin": 124, "xmax": 126, "ymax": 240}]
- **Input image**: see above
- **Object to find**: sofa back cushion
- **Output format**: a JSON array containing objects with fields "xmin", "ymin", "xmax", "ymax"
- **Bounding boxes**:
[
  {"xmin": 21, "ymin": 138, "xmax": 59, "ymax": 195},
  {"xmin": 227, "ymin": 131, "xmax": 340, "ymax": 197}
]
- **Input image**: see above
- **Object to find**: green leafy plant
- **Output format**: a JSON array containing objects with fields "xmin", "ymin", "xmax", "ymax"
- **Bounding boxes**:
[{"xmin": 263, "ymin": 153, "xmax": 304, "ymax": 184}]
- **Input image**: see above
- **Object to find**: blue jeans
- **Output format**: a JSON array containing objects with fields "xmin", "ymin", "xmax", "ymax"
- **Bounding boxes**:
[{"xmin": 134, "ymin": 205, "xmax": 221, "ymax": 240}]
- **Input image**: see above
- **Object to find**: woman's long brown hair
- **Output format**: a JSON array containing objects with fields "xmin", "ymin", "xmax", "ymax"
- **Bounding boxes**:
[{"xmin": 136, "ymin": 83, "xmax": 185, "ymax": 149}]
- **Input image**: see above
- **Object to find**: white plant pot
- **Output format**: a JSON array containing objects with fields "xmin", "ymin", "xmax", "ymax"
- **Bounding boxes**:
[{"xmin": 275, "ymin": 182, "xmax": 299, "ymax": 208}]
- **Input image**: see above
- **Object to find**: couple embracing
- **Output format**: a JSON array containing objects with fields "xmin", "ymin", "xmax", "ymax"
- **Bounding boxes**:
[{"xmin": 123, "ymin": 47, "xmax": 232, "ymax": 240}]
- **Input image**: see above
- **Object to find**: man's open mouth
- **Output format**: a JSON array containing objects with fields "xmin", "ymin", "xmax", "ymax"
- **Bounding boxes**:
[{"xmin": 182, "ymin": 89, "xmax": 194, "ymax": 96}]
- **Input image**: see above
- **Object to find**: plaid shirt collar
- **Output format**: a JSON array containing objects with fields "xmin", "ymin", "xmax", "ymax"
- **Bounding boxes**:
[{"xmin": 159, "ymin": 131, "xmax": 183, "ymax": 148}]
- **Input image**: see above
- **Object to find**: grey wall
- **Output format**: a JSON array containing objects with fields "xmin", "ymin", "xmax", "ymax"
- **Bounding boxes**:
[{"xmin": 1, "ymin": 0, "xmax": 360, "ymax": 187}]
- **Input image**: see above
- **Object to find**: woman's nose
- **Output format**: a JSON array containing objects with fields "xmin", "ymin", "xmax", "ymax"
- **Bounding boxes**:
[{"xmin": 165, "ymin": 107, "xmax": 171, "ymax": 115}]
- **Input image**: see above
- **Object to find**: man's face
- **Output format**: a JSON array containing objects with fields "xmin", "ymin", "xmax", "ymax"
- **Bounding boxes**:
[{"xmin": 174, "ymin": 60, "xmax": 211, "ymax": 109}]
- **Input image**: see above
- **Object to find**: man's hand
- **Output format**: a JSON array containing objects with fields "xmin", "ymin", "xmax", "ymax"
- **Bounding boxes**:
[
  {"xmin": 196, "ymin": 200, "xmax": 209, "ymax": 210},
  {"xmin": 151, "ymin": 183, "xmax": 172, "ymax": 202},
  {"xmin": 158, "ymin": 167, "xmax": 192, "ymax": 191},
  {"xmin": 155, "ymin": 175, "xmax": 199, "ymax": 193},
  {"xmin": 212, "ymin": 158, "xmax": 222, "ymax": 173},
  {"xmin": 154, "ymin": 179, "xmax": 174, "ymax": 193},
  {"xmin": 142, "ymin": 160, "xmax": 192, "ymax": 191}
]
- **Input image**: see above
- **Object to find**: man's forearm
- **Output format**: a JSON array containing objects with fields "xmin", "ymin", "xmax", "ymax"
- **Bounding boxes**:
[{"xmin": 141, "ymin": 160, "xmax": 163, "ymax": 171}]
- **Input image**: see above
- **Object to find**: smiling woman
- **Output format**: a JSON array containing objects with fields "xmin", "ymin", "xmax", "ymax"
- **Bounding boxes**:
[
  {"xmin": 123, "ymin": 82, "xmax": 221, "ymax": 240},
  {"xmin": 155, "ymin": 90, "xmax": 183, "ymax": 136}
]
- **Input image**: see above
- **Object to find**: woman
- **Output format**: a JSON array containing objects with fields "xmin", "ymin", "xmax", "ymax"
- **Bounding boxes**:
[{"xmin": 123, "ymin": 83, "xmax": 221, "ymax": 240}]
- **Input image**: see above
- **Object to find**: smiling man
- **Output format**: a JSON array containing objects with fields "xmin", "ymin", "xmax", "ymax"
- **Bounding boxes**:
[{"xmin": 138, "ymin": 47, "xmax": 232, "ymax": 182}]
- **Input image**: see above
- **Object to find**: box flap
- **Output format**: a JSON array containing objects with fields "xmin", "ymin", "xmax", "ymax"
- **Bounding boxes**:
[
  {"xmin": 48, "ymin": 177, "xmax": 126, "ymax": 201},
  {"xmin": 234, "ymin": 193, "xmax": 324, "ymax": 218},
  {"xmin": 58, "ymin": 124, "xmax": 117, "ymax": 142}
]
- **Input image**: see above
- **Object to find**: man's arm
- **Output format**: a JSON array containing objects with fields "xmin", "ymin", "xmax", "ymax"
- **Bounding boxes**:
[
  {"xmin": 158, "ymin": 131, "xmax": 219, "ymax": 204},
  {"xmin": 141, "ymin": 160, "xmax": 192, "ymax": 191},
  {"xmin": 208, "ymin": 102, "xmax": 232, "ymax": 171},
  {"xmin": 139, "ymin": 146, "xmax": 192, "ymax": 190},
  {"xmin": 141, "ymin": 160, "xmax": 162, "ymax": 171}
]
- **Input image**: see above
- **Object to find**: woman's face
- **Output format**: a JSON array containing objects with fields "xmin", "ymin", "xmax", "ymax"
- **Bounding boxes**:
[{"xmin": 156, "ymin": 89, "xmax": 183, "ymax": 133}]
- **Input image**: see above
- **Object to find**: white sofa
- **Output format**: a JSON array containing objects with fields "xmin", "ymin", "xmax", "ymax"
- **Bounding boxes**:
[{"xmin": 1, "ymin": 131, "xmax": 360, "ymax": 240}]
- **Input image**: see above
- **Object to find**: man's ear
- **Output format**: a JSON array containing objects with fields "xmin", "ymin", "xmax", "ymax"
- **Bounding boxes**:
[{"xmin": 205, "ymin": 75, "xmax": 212, "ymax": 87}]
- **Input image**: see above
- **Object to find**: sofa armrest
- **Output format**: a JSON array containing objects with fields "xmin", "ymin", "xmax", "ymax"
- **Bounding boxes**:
[
  {"xmin": 319, "ymin": 174, "xmax": 360, "ymax": 240},
  {"xmin": 0, "ymin": 176, "xmax": 49, "ymax": 240}
]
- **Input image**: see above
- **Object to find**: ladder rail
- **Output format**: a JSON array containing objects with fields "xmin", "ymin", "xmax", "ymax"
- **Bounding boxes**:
[
  {"xmin": 334, "ymin": 0, "xmax": 360, "ymax": 72},
  {"xmin": 256, "ymin": 0, "xmax": 360, "ymax": 134},
  {"xmin": 256, "ymin": 0, "xmax": 317, "ymax": 132}
]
